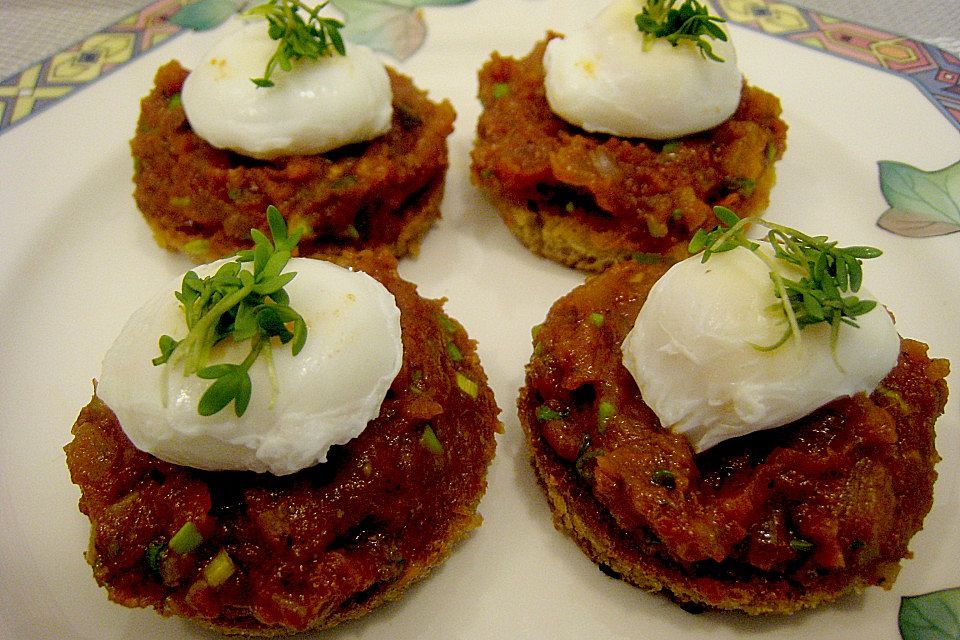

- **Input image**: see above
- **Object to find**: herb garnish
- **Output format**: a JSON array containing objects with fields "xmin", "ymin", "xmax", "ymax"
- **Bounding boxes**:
[
  {"xmin": 789, "ymin": 538, "xmax": 815, "ymax": 553},
  {"xmin": 634, "ymin": 0, "xmax": 728, "ymax": 62},
  {"xmin": 153, "ymin": 206, "xmax": 308, "ymax": 417},
  {"xmin": 688, "ymin": 206, "xmax": 882, "ymax": 352},
  {"xmin": 245, "ymin": 0, "xmax": 346, "ymax": 88}
]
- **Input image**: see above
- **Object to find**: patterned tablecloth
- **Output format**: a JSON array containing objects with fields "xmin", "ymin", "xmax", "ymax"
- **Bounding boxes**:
[{"xmin": 0, "ymin": 0, "xmax": 958, "ymax": 134}]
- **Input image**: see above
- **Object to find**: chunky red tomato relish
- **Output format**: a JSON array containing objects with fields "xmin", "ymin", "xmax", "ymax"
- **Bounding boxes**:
[
  {"xmin": 519, "ymin": 259, "xmax": 948, "ymax": 613},
  {"xmin": 132, "ymin": 61, "xmax": 455, "ymax": 263},
  {"xmin": 471, "ymin": 36, "xmax": 788, "ymax": 256},
  {"xmin": 65, "ymin": 251, "xmax": 500, "ymax": 633}
]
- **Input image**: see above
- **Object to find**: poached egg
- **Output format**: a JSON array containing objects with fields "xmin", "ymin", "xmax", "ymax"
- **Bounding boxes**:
[
  {"xmin": 543, "ymin": 0, "xmax": 742, "ymax": 139},
  {"xmin": 182, "ymin": 20, "xmax": 393, "ymax": 160},
  {"xmin": 621, "ymin": 245, "xmax": 900, "ymax": 452},
  {"xmin": 97, "ymin": 258, "xmax": 403, "ymax": 476}
]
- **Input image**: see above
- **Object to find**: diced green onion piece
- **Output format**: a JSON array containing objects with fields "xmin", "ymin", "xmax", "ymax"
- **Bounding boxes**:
[
  {"xmin": 876, "ymin": 385, "xmax": 909, "ymax": 412},
  {"xmin": 203, "ymin": 549, "xmax": 235, "ymax": 587},
  {"xmin": 167, "ymin": 93, "xmax": 182, "ymax": 109},
  {"xmin": 492, "ymin": 82, "xmax": 510, "ymax": 99},
  {"xmin": 182, "ymin": 238, "xmax": 209, "ymax": 260},
  {"xmin": 409, "ymin": 369, "xmax": 424, "ymax": 394},
  {"xmin": 789, "ymin": 538, "xmax": 815, "ymax": 553},
  {"xmin": 446, "ymin": 341, "xmax": 463, "ymax": 362},
  {"xmin": 420, "ymin": 425, "xmax": 443, "ymax": 455},
  {"xmin": 536, "ymin": 405, "xmax": 564, "ymax": 421},
  {"xmin": 597, "ymin": 401, "xmax": 616, "ymax": 431},
  {"xmin": 531, "ymin": 323, "xmax": 543, "ymax": 339},
  {"xmin": 455, "ymin": 372, "xmax": 478, "ymax": 398},
  {"xmin": 588, "ymin": 312, "xmax": 605, "ymax": 326},
  {"xmin": 169, "ymin": 195, "xmax": 191, "ymax": 207},
  {"xmin": 437, "ymin": 313, "xmax": 457, "ymax": 333},
  {"xmin": 169, "ymin": 522, "xmax": 203, "ymax": 554},
  {"xmin": 646, "ymin": 218, "xmax": 668, "ymax": 238},
  {"xmin": 631, "ymin": 252, "xmax": 661, "ymax": 264}
]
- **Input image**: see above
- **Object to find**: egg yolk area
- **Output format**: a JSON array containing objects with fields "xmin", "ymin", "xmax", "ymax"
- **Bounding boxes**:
[
  {"xmin": 520, "ymin": 259, "xmax": 947, "ymax": 604},
  {"xmin": 64, "ymin": 251, "xmax": 500, "ymax": 632}
]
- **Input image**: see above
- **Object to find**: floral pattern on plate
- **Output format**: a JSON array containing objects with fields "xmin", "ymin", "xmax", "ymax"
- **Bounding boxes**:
[
  {"xmin": 877, "ymin": 159, "xmax": 960, "ymax": 238},
  {"xmin": 899, "ymin": 587, "xmax": 960, "ymax": 640},
  {"xmin": 170, "ymin": 0, "xmax": 474, "ymax": 60}
]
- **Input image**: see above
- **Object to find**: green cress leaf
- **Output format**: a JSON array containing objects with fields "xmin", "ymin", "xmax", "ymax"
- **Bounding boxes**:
[
  {"xmin": 153, "ymin": 206, "xmax": 309, "ymax": 417},
  {"xmin": 635, "ymin": 0, "xmax": 729, "ymax": 62},
  {"xmin": 690, "ymin": 207, "xmax": 882, "ymax": 352},
  {"xmin": 152, "ymin": 334, "xmax": 179, "ymax": 366},
  {"xmin": 245, "ymin": 0, "xmax": 347, "ymax": 87},
  {"xmin": 197, "ymin": 364, "xmax": 254, "ymax": 417}
]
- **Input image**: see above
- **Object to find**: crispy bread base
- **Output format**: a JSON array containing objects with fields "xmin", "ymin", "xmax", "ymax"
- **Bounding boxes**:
[{"xmin": 480, "ymin": 161, "xmax": 777, "ymax": 273}]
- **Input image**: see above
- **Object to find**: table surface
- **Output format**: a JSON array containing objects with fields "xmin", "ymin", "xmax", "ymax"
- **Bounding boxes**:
[{"xmin": 1, "ymin": 0, "xmax": 958, "ymax": 81}]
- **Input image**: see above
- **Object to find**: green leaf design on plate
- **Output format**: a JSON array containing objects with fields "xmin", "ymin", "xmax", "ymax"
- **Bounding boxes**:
[
  {"xmin": 170, "ymin": 0, "xmax": 241, "ymax": 31},
  {"xmin": 899, "ymin": 587, "xmax": 960, "ymax": 640},
  {"xmin": 332, "ymin": 0, "xmax": 474, "ymax": 60},
  {"xmin": 877, "ymin": 158, "xmax": 960, "ymax": 238}
]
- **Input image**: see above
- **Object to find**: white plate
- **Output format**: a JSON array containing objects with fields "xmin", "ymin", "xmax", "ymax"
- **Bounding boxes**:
[{"xmin": 1, "ymin": 1, "xmax": 958, "ymax": 638}]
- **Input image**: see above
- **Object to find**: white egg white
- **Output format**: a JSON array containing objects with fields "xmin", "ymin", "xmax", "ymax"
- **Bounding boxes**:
[
  {"xmin": 182, "ymin": 21, "xmax": 393, "ymax": 160},
  {"xmin": 621, "ymin": 246, "xmax": 901, "ymax": 452},
  {"xmin": 97, "ymin": 258, "xmax": 403, "ymax": 476},
  {"xmin": 543, "ymin": 0, "xmax": 742, "ymax": 139}
]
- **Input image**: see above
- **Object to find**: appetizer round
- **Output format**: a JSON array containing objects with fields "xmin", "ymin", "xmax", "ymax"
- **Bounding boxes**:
[
  {"xmin": 131, "ymin": 60, "xmax": 455, "ymax": 262},
  {"xmin": 65, "ymin": 250, "xmax": 500, "ymax": 635},
  {"xmin": 471, "ymin": 35, "xmax": 788, "ymax": 271},
  {"xmin": 519, "ymin": 258, "xmax": 948, "ymax": 614}
]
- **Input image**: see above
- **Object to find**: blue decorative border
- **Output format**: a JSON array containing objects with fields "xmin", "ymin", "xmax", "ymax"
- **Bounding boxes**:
[{"xmin": 715, "ymin": 1, "xmax": 960, "ymax": 132}]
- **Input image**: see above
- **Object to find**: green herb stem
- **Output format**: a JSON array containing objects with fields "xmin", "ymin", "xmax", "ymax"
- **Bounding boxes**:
[
  {"xmin": 245, "ymin": 0, "xmax": 346, "ymax": 87},
  {"xmin": 172, "ymin": 280, "xmax": 256, "ymax": 376},
  {"xmin": 635, "ymin": 0, "xmax": 728, "ymax": 62},
  {"xmin": 689, "ymin": 206, "xmax": 882, "ymax": 353},
  {"xmin": 153, "ymin": 206, "xmax": 308, "ymax": 418}
]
